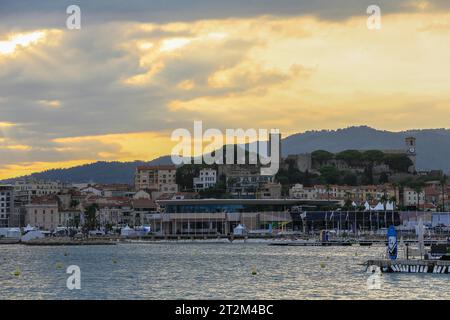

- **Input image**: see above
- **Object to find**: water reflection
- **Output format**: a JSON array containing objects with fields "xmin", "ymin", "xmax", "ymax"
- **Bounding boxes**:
[{"xmin": 0, "ymin": 243, "xmax": 448, "ymax": 300}]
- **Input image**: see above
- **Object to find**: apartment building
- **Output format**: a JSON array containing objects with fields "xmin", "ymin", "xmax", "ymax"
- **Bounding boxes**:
[
  {"xmin": 289, "ymin": 184, "xmax": 396, "ymax": 204},
  {"xmin": 193, "ymin": 169, "xmax": 217, "ymax": 192},
  {"xmin": 0, "ymin": 186, "xmax": 14, "ymax": 227},
  {"xmin": 14, "ymin": 179, "xmax": 62, "ymax": 204},
  {"xmin": 403, "ymin": 187, "xmax": 425, "ymax": 208},
  {"xmin": 134, "ymin": 165, "xmax": 178, "ymax": 193},
  {"xmin": 25, "ymin": 195, "xmax": 60, "ymax": 231}
]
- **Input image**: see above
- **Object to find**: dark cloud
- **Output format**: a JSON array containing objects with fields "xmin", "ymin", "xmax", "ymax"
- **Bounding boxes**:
[{"xmin": 1, "ymin": 0, "xmax": 449, "ymax": 30}]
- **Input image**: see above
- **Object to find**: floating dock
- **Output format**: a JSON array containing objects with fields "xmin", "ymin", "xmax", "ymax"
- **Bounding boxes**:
[
  {"xmin": 366, "ymin": 259, "xmax": 450, "ymax": 274},
  {"xmin": 269, "ymin": 241, "xmax": 352, "ymax": 247},
  {"xmin": 23, "ymin": 239, "xmax": 117, "ymax": 246}
]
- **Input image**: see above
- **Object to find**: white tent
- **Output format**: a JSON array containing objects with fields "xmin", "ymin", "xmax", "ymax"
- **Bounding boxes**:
[
  {"xmin": 120, "ymin": 225, "xmax": 137, "ymax": 237},
  {"xmin": 24, "ymin": 224, "xmax": 35, "ymax": 232},
  {"xmin": 386, "ymin": 201, "xmax": 395, "ymax": 211},
  {"xmin": 21, "ymin": 230, "xmax": 45, "ymax": 242},
  {"xmin": 364, "ymin": 201, "xmax": 371, "ymax": 211},
  {"xmin": 6, "ymin": 228, "xmax": 21, "ymax": 238},
  {"xmin": 233, "ymin": 224, "xmax": 248, "ymax": 236},
  {"xmin": 352, "ymin": 201, "xmax": 358, "ymax": 207},
  {"xmin": 373, "ymin": 202, "xmax": 385, "ymax": 211}
]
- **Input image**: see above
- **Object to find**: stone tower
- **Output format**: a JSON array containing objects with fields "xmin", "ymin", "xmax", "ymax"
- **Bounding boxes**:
[{"xmin": 405, "ymin": 137, "xmax": 417, "ymax": 173}]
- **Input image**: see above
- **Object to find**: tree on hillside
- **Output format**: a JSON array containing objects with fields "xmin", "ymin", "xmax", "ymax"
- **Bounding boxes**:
[
  {"xmin": 311, "ymin": 150, "xmax": 334, "ymax": 166},
  {"xmin": 379, "ymin": 172, "xmax": 389, "ymax": 184},
  {"xmin": 384, "ymin": 154, "xmax": 413, "ymax": 172},
  {"xmin": 319, "ymin": 166, "xmax": 340, "ymax": 185},
  {"xmin": 336, "ymin": 150, "xmax": 363, "ymax": 167},
  {"xmin": 362, "ymin": 150, "xmax": 385, "ymax": 163},
  {"xmin": 342, "ymin": 171, "xmax": 358, "ymax": 186},
  {"xmin": 199, "ymin": 177, "xmax": 230, "ymax": 199},
  {"xmin": 363, "ymin": 150, "xmax": 385, "ymax": 184},
  {"xmin": 176, "ymin": 164, "xmax": 202, "ymax": 191}
]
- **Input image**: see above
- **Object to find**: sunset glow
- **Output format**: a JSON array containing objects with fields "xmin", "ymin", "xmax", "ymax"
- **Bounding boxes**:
[{"xmin": 1, "ymin": 2, "xmax": 450, "ymax": 179}]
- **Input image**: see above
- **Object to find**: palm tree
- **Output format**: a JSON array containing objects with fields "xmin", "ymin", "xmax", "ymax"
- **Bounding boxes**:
[
  {"xmin": 412, "ymin": 182, "xmax": 425, "ymax": 211},
  {"xmin": 325, "ymin": 184, "xmax": 331, "ymax": 203},
  {"xmin": 389, "ymin": 196, "xmax": 397, "ymax": 209},
  {"xmin": 381, "ymin": 189, "xmax": 388, "ymax": 211}
]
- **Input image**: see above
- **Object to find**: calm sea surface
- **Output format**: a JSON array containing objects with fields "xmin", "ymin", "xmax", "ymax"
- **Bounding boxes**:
[{"xmin": 0, "ymin": 242, "xmax": 449, "ymax": 300}]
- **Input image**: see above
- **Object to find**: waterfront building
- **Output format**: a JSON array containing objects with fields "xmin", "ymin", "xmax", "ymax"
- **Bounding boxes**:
[
  {"xmin": 156, "ymin": 198, "xmax": 336, "ymax": 236},
  {"xmin": 193, "ymin": 168, "xmax": 217, "ymax": 192},
  {"xmin": 131, "ymin": 198, "xmax": 158, "ymax": 226},
  {"xmin": 134, "ymin": 165, "xmax": 178, "ymax": 193},
  {"xmin": 25, "ymin": 195, "xmax": 60, "ymax": 231},
  {"xmin": 257, "ymin": 182, "xmax": 282, "ymax": 199},
  {"xmin": 402, "ymin": 187, "xmax": 425, "ymax": 209},
  {"xmin": 288, "ymin": 184, "xmax": 395, "ymax": 204},
  {"xmin": 290, "ymin": 210, "xmax": 401, "ymax": 234},
  {"xmin": 226, "ymin": 174, "xmax": 274, "ymax": 198},
  {"xmin": 79, "ymin": 184, "xmax": 133, "ymax": 198},
  {"xmin": 424, "ymin": 181, "xmax": 449, "ymax": 211},
  {"xmin": 0, "ymin": 185, "xmax": 14, "ymax": 228},
  {"xmin": 13, "ymin": 179, "xmax": 63, "ymax": 204},
  {"xmin": 289, "ymin": 184, "xmax": 317, "ymax": 200}
]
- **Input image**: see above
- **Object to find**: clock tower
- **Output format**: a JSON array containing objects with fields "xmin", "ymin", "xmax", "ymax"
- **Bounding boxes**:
[{"xmin": 405, "ymin": 137, "xmax": 416, "ymax": 173}]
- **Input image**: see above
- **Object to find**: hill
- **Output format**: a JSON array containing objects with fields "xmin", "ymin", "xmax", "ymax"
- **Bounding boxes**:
[
  {"xmin": 1, "ymin": 126, "xmax": 449, "ymax": 184},
  {"xmin": 282, "ymin": 126, "xmax": 450, "ymax": 172}
]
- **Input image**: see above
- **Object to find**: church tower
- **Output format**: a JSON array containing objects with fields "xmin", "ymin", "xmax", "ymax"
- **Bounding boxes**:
[{"xmin": 405, "ymin": 137, "xmax": 416, "ymax": 173}]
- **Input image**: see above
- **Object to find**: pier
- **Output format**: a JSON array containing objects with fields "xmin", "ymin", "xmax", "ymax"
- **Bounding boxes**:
[
  {"xmin": 366, "ymin": 259, "xmax": 450, "ymax": 274},
  {"xmin": 22, "ymin": 238, "xmax": 117, "ymax": 246}
]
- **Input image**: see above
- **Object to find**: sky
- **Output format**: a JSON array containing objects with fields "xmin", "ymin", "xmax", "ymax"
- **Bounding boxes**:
[{"xmin": 0, "ymin": 0, "xmax": 450, "ymax": 179}]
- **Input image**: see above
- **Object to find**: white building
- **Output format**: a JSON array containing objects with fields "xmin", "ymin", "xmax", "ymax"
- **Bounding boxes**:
[
  {"xmin": 289, "ymin": 184, "xmax": 315, "ymax": 199},
  {"xmin": 193, "ymin": 169, "xmax": 217, "ymax": 192},
  {"xmin": 0, "ymin": 186, "xmax": 14, "ymax": 227},
  {"xmin": 403, "ymin": 188, "xmax": 425, "ymax": 208},
  {"xmin": 14, "ymin": 180, "xmax": 62, "ymax": 204}
]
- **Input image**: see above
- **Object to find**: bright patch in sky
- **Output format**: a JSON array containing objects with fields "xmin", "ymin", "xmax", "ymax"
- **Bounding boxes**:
[
  {"xmin": 0, "ymin": 31, "xmax": 45, "ymax": 54},
  {"xmin": 160, "ymin": 38, "xmax": 192, "ymax": 52}
]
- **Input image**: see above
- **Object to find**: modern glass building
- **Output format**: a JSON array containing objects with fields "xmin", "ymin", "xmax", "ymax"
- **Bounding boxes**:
[{"xmin": 155, "ymin": 199, "xmax": 338, "ymax": 236}]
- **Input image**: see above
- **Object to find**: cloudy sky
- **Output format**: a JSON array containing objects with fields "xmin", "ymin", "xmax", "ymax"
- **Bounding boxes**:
[{"xmin": 1, "ymin": 0, "xmax": 449, "ymax": 179}]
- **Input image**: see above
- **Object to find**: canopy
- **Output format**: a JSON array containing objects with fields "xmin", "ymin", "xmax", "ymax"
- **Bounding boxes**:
[
  {"xmin": 24, "ymin": 224, "xmax": 35, "ymax": 232},
  {"xmin": 373, "ymin": 202, "xmax": 385, "ymax": 211},
  {"xmin": 386, "ymin": 201, "xmax": 395, "ymax": 211},
  {"xmin": 233, "ymin": 224, "xmax": 248, "ymax": 236}
]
